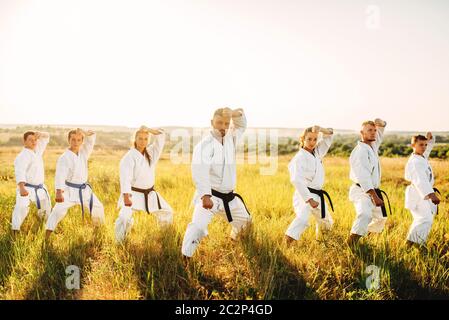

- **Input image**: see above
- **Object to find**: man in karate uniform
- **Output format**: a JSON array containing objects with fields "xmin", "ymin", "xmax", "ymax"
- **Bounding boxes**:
[
  {"xmin": 46, "ymin": 128, "xmax": 105, "ymax": 237},
  {"xmin": 11, "ymin": 131, "xmax": 51, "ymax": 233},
  {"xmin": 285, "ymin": 126, "xmax": 334, "ymax": 244},
  {"xmin": 347, "ymin": 119, "xmax": 389, "ymax": 247},
  {"xmin": 115, "ymin": 126, "xmax": 173, "ymax": 243},
  {"xmin": 405, "ymin": 132, "xmax": 441, "ymax": 246},
  {"xmin": 181, "ymin": 107, "xmax": 251, "ymax": 258}
]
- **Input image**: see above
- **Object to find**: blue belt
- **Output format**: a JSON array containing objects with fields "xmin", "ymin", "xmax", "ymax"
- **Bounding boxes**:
[
  {"xmin": 65, "ymin": 181, "xmax": 94, "ymax": 219},
  {"xmin": 24, "ymin": 183, "xmax": 50, "ymax": 210}
]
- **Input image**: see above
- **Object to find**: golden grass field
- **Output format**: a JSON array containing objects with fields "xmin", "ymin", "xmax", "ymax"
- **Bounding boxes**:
[{"xmin": 0, "ymin": 146, "xmax": 448, "ymax": 300}]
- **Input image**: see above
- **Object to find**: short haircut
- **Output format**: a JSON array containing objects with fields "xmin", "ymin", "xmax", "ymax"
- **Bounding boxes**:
[
  {"xmin": 23, "ymin": 131, "xmax": 35, "ymax": 141},
  {"xmin": 411, "ymin": 135, "xmax": 427, "ymax": 145},
  {"xmin": 213, "ymin": 108, "xmax": 231, "ymax": 119},
  {"xmin": 361, "ymin": 120, "xmax": 376, "ymax": 128},
  {"xmin": 67, "ymin": 129, "xmax": 84, "ymax": 142}
]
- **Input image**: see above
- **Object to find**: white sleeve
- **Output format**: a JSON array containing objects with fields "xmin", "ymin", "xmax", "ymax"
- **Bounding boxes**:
[
  {"xmin": 14, "ymin": 152, "xmax": 30, "ymax": 184},
  {"xmin": 410, "ymin": 161, "xmax": 434, "ymax": 199},
  {"xmin": 119, "ymin": 153, "xmax": 134, "ymax": 194},
  {"xmin": 35, "ymin": 132, "xmax": 50, "ymax": 156},
  {"xmin": 288, "ymin": 157, "xmax": 313, "ymax": 202},
  {"xmin": 147, "ymin": 131, "xmax": 166, "ymax": 163},
  {"xmin": 351, "ymin": 149, "xmax": 374, "ymax": 192},
  {"xmin": 315, "ymin": 133, "xmax": 333, "ymax": 159},
  {"xmin": 191, "ymin": 139, "xmax": 213, "ymax": 199},
  {"xmin": 372, "ymin": 125, "xmax": 386, "ymax": 153},
  {"xmin": 55, "ymin": 156, "xmax": 70, "ymax": 190},
  {"xmin": 423, "ymin": 136, "xmax": 435, "ymax": 159},
  {"xmin": 231, "ymin": 111, "xmax": 247, "ymax": 140},
  {"xmin": 81, "ymin": 133, "xmax": 96, "ymax": 158}
]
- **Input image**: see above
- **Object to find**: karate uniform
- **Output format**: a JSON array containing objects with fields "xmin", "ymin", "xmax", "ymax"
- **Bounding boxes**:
[
  {"xmin": 114, "ymin": 132, "xmax": 173, "ymax": 242},
  {"xmin": 405, "ymin": 137, "xmax": 437, "ymax": 245},
  {"xmin": 349, "ymin": 126, "xmax": 387, "ymax": 236},
  {"xmin": 46, "ymin": 134, "xmax": 104, "ymax": 231},
  {"xmin": 181, "ymin": 112, "xmax": 251, "ymax": 257},
  {"xmin": 285, "ymin": 134, "xmax": 334, "ymax": 240},
  {"xmin": 11, "ymin": 134, "xmax": 51, "ymax": 230}
]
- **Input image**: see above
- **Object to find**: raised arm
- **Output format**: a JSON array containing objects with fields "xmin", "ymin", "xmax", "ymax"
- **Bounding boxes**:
[
  {"xmin": 35, "ymin": 131, "xmax": 50, "ymax": 156},
  {"xmin": 191, "ymin": 138, "xmax": 214, "ymax": 199},
  {"xmin": 372, "ymin": 118, "xmax": 387, "ymax": 153},
  {"xmin": 315, "ymin": 127, "xmax": 334, "ymax": 158},
  {"xmin": 230, "ymin": 108, "xmax": 247, "ymax": 140},
  {"xmin": 80, "ymin": 130, "xmax": 96, "ymax": 158},
  {"xmin": 147, "ymin": 128, "xmax": 166, "ymax": 163},
  {"xmin": 423, "ymin": 132, "xmax": 435, "ymax": 159}
]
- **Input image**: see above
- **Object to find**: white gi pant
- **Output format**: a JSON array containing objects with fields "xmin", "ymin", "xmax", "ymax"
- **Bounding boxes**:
[
  {"xmin": 181, "ymin": 195, "xmax": 251, "ymax": 257},
  {"xmin": 114, "ymin": 191, "xmax": 173, "ymax": 243},
  {"xmin": 405, "ymin": 186, "xmax": 437, "ymax": 245},
  {"xmin": 285, "ymin": 193, "xmax": 333, "ymax": 240},
  {"xmin": 11, "ymin": 187, "xmax": 51, "ymax": 231},
  {"xmin": 46, "ymin": 192, "xmax": 105, "ymax": 231},
  {"xmin": 349, "ymin": 185, "xmax": 387, "ymax": 236}
]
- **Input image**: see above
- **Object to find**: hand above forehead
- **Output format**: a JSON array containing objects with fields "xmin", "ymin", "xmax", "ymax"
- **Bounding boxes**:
[
  {"xmin": 221, "ymin": 108, "xmax": 243, "ymax": 118},
  {"xmin": 374, "ymin": 118, "xmax": 387, "ymax": 127},
  {"xmin": 426, "ymin": 132, "xmax": 433, "ymax": 140}
]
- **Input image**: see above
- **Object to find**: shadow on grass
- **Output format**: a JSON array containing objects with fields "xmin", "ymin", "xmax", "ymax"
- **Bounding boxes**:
[
  {"xmin": 352, "ymin": 238, "xmax": 449, "ymax": 299},
  {"xmin": 240, "ymin": 228, "xmax": 317, "ymax": 299},
  {"xmin": 24, "ymin": 229, "xmax": 103, "ymax": 300},
  {"xmin": 0, "ymin": 231, "xmax": 16, "ymax": 289},
  {"xmin": 127, "ymin": 224, "xmax": 202, "ymax": 299}
]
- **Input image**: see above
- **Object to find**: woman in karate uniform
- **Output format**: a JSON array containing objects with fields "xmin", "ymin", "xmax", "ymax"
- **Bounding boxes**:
[
  {"xmin": 285, "ymin": 125, "xmax": 334, "ymax": 244},
  {"xmin": 114, "ymin": 126, "xmax": 173, "ymax": 243}
]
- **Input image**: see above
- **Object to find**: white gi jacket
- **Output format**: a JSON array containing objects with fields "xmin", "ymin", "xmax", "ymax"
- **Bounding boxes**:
[
  {"xmin": 191, "ymin": 112, "xmax": 247, "ymax": 202},
  {"xmin": 349, "ymin": 126, "xmax": 385, "ymax": 193},
  {"xmin": 404, "ymin": 136, "xmax": 436, "ymax": 213},
  {"xmin": 117, "ymin": 132, "xmax": 165, "ymax": 208},
  {"xmin": 55, "ymin": 134, "xmax": 96, "ymax": 202},
  {"xmin": 288, "ymin": 134, "xmax": 333, "ymax": 203},
  {"xmin": 14, "ymin": 134, "xmax": 50, "ymax": 201}
]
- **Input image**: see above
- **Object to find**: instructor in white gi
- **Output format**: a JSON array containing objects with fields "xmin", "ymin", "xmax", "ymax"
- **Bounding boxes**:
[
  {"xmin": 181, "ymin": 107, "xmax": 251, "ymax": 258},
  {"xmin": 347, "ymin": 119, "xmax": 389, "ymax": 246}
]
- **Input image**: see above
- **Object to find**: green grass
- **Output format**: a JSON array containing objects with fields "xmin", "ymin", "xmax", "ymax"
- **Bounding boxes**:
[{"xmin": 0, "ymin": 147, "xmax": 448, "ymax": 299}]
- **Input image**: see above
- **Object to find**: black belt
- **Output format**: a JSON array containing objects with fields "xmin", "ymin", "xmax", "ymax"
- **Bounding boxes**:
[
  {"xmin": 356, "ymin": 183, "xmax": 391, "ymax": 217},
  {"xmin": 211, "ymin": 189, "xmax": 250, "ymax": 223},
  {"xmin": 434, "ymin": 187, "xmax": 441, "ymax": 215},
  {"xmin": 307, "ymin": 187, "xmax": 334, "ymax": 219},
  {"xmin": 131, "ymin": 186, "xmax": 161, "ymax": 214}
]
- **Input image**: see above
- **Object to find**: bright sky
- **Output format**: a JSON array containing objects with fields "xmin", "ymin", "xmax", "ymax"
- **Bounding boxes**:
[{"xmin": 0, "ymin": 0, "xmax": 448, "ymax": 131}]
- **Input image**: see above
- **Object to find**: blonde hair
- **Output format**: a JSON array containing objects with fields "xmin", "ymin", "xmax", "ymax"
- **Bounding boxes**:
[
  {"xmin": 299, "ymin": 127, "xmax": 315, "ymax": 148},
  {"xmin": 67, "ymin": 128, "xmax": 84, "ymax": 142},
  {"xmin": 212, "ymin": 107, "xmax": 231, "ymax": 119},
  {"xmin": 133, "ymin": 126, "xmax": 151, "ymax": 166},
  {"xmin": 361, "ymin": 120, "xmax": 376, "ymax": 129}
]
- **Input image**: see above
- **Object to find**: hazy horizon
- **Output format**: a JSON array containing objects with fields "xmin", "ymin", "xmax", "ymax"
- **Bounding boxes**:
[{"xmin": 1, "ymin": 0, "xmax": 449, "ymax": 131}]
